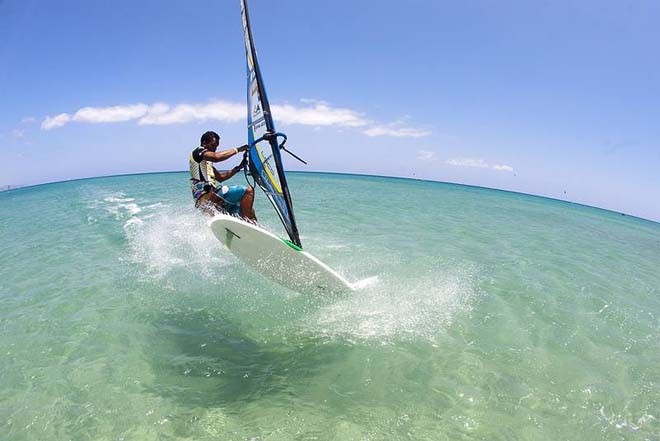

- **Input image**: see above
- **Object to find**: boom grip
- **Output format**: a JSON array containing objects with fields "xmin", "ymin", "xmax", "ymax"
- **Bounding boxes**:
[{"xmin": 256, "ymin": 131, "xmax": 287, "ymax": 149}]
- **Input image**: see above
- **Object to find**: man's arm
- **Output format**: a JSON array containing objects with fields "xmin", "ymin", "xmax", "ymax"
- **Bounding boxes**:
[
  {"xmin": 201, "ymin": 144, "xmax": 248, "ymax": 163},
  {"xmin": 214, "ymin": 158, "xmax": 248, "ymax": 182}
]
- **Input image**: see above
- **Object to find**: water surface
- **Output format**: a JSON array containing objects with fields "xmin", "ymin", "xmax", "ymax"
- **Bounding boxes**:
[{"xmin": 1, "ymin": 172, "xmax": 658, "ymax": 440}]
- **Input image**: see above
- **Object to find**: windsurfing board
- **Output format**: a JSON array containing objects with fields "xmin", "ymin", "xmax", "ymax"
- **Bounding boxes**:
[{"xmin": 209, "ymin": 214, "xmax": 354, "ymax": 295}]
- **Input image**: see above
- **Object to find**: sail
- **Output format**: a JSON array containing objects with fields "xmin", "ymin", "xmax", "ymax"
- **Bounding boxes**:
[{"xmin": 240, "ymin": 0, "xmax": 302, "ymax": 247}]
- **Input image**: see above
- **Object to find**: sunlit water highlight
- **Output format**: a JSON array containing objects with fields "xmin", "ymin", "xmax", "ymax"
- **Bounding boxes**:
[{"xmin": 0, "ymin": 172, "xmax": 658, "ymax": 440}]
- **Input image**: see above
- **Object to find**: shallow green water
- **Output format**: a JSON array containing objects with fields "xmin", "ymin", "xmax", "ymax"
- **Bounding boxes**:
[{"xmin": 1, "ymin": 172, "xmax": 658, "ymax": 440}]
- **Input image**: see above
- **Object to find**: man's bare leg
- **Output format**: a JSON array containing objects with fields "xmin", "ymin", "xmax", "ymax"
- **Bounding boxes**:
[
  {"xmin": 196, "ymin": 193, "xmax": 227, "ymax": 216},
  {"xmin": 240, "ymin": 186, "xmax": 256, "ymax": 221}
]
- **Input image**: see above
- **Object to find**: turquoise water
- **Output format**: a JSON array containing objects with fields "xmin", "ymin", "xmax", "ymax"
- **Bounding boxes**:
[{"xmin": 1, "ymin": 172, "xmax": 658, "ymax": 440}]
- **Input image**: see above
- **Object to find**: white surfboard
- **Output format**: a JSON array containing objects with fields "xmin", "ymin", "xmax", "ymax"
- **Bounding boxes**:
[{"xmin": 209, "ymin": 214, "xmax": 354, "ymax": 295}]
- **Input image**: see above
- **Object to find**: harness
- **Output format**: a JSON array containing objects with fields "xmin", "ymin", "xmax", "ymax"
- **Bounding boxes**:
[{"xmin": 189, "ymin": 147, "xmax": 217, "ymax": 198}]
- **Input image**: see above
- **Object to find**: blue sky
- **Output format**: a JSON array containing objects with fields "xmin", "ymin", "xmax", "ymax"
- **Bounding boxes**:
[{"xmin": 1, "ymin": 0, "xmax": 659, "ymax": 221}]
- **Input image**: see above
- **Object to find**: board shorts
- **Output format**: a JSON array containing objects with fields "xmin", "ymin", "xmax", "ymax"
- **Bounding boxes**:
[{"xmin": 191, "ymin": 181, "xmax": 247, "ymax": 215}]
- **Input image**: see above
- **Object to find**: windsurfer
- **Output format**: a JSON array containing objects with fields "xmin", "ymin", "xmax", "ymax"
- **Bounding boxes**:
[{"xmin": 189, "ymin": 130, "xmax": 257, "ymax": 220}]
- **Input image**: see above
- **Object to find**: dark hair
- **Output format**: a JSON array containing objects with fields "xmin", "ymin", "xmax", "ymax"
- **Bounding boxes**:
[{"xmin": 200, "ymin": 131, "xmax": 220, "ymax": 146}]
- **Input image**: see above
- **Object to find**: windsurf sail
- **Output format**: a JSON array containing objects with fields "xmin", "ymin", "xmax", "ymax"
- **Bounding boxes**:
[{"xmin": 240, "ymin": 0, "xmax": 302, "ymax": 248}]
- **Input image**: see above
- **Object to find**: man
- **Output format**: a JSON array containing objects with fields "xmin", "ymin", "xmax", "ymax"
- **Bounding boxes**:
[{"xmin": 189, "ymin": 131, "xmax": 256, "ymax": 220}]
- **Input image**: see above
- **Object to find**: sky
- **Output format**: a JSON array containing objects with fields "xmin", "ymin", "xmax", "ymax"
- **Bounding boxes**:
[{"xmin": 1, "ymin": 0, "xmax": 659, "ymax": 221}]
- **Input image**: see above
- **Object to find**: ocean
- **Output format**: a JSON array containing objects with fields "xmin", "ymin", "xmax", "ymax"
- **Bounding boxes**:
[{"xmin": 1, "ymin": 172, "xmax": 658, "ymax": 440}]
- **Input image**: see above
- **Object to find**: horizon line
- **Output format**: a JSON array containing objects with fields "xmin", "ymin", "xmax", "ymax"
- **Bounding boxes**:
[{"xmin": 1, "ymin": 169, "xmax": 657, "ymax": 226}]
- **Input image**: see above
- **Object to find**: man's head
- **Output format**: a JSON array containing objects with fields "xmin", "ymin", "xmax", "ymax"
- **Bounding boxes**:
[{"xmin": 200, "ymin": 131, "xmax": 220, "ymax": 150}]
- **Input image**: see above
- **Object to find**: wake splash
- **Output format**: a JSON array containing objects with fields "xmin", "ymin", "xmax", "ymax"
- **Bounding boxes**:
[
  {"xmin": 302, "ymin": 265, "xmax": 475, "ymax": 344},
  {"xmin": 123, "ymin": 209, "xmax": 232, "ymax": 284},
  {"xmin": 87, "ymin": 190, "xmax": 475, "ymax": 343},
  {"xmin": 89, "ymin": 191, "xmax": 232, "ymax": 285},
  {"xmin": 86, "ymin": 192, "xmax": 143, "ymax": 222}
]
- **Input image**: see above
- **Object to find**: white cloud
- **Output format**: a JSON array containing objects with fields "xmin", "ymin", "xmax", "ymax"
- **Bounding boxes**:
[
  {"xmin": 41, "ymin": 101, "xmax": 244, "ymax": 129},
  {"xmin": 273, "ymin": 102, "xmax": 369, "ymax": 127},
  {"xmin": 40, "ymin": 98, "xmax": 430, "ymax": 139},
  {"xmin": 492, "ymin": 164, "xmax": 514, "ymax": 172},
  {"xmin": 445, "ymin": 157, "xmax": 514, "ymax": 172},
  {"xmin": 41, "ymin": 113, "xmax": 72, "ymax": 130},
  {"xmin": 21, "ymin": 117, "xmax": 36, "ymax": 124},
  {"xmin": 138, "ymin": 101, "xmax": 244, "ymax": 125},
  {"xmin": 445, "ymin": 158, "xmax": 490, "ymax": 168},
  {"xmin": 299, "ymin": 98, "xmax": 329, "ymax": 105},
  {"xmin": 73, "ymin": 104, "xmax": 149, "ymax": 123},
  {"xmin": 11, "ymin": 129, "xmax": 25, "ymax": 139},
  {"xmin": 417, "ymin": 150, "xmax": 437, "ymax": 160},
  {"xmin": 363, "ymin": 125, "xmax": 431, "ymax": 138}
]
